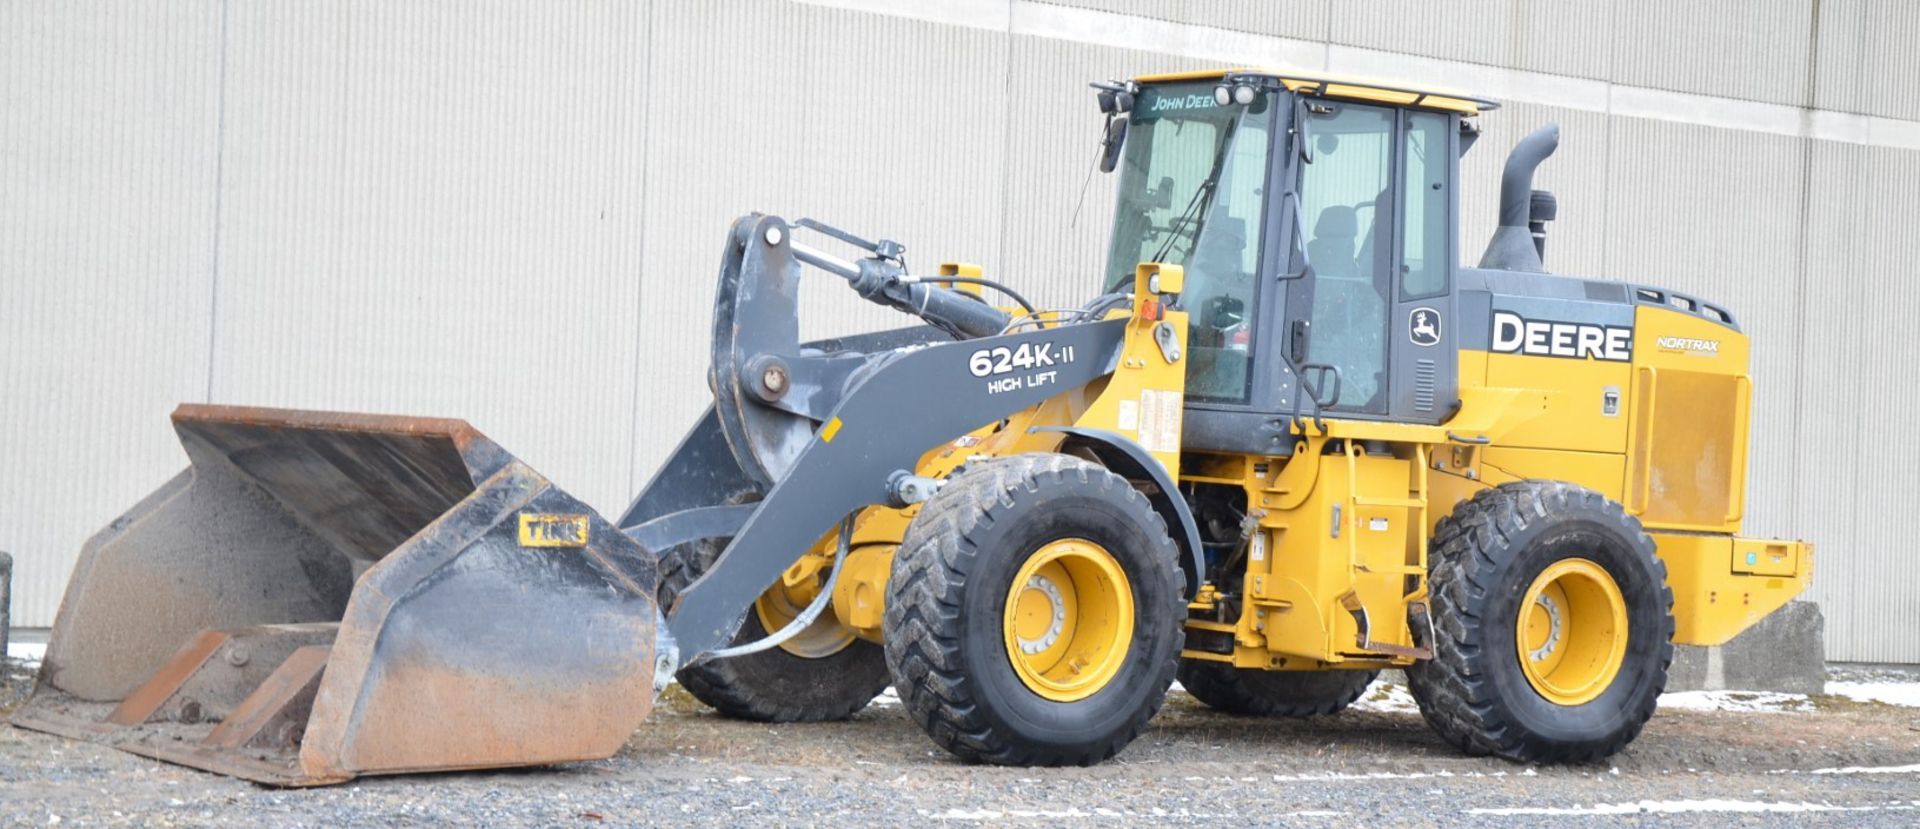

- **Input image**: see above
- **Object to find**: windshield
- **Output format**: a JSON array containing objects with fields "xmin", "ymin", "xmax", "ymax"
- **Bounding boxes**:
[{"xmin": 1103, "ymin": 82, "xmax": 1274, "ymax": 402}]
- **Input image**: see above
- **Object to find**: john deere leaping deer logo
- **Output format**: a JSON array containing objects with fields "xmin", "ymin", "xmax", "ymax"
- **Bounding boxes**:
[{"xmin": 1409, "ymin": 308, "xmax": 1442, "ymax": 347}]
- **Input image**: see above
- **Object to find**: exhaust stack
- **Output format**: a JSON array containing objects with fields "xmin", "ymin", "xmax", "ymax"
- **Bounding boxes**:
[{"xmin": 1478, "ymin": 123, "xmax": 1559, "ymax": 272}]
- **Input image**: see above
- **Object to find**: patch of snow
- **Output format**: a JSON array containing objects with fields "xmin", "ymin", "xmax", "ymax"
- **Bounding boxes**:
[
  {"xmin": 1471, "ymin": 799, "xmax": 1918, "ymax": 816},
  {"xmin": 932, "ymin": 807, "xmax": 1094, "ymax": 820},
  {"xmin": 1656, "ymin": 690, "xmax": 1811, "ymax": 713},
  {"xmin": 6, "ymin": 641, "xmax": 45, "ymax": 666},
  {"xmin": 1348, "ymin": 679, "xmax": 1419, "ymax": 713},
  {"xmin": 1269, "ymin": 768, "xmax": 1533, "ymax": 783},
  {"xmin": 1314, "ymin": 679, "xmax": 1832, "ymax": 716},
  {"xmin": 922, "ymin": 806, "xmax": 1326, "ymax": 821},
  {"xmin": 1275, "ymin": 771, "xmax": 1439, "ymax": 783},
  {"xmin": 870, "ymin": 687, "xmax": 900, "ymax": 708},
  {"xmin": 1806, "ymin": 764, "xmax": 1920, "ymax": 776},
  {"xmin": 1826, "ymin": 680, "xmax": 1920, "ymax": 708}
]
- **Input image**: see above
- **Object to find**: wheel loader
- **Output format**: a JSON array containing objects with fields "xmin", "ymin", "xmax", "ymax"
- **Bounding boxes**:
[{"xmin": 12, "ymin": 68, "xmax": 1813, "ymax": 783}]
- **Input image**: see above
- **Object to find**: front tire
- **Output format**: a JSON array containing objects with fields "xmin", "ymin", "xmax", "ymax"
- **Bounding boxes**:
[
  {"xmin": 658, "ymin": 534, "xmax": 890, "ymax": 722},
  {"xmin": 1178, "ymin": 661, "xmax": 1378, "ymax": 718},
  {"xmin": 1407, "ymin": 480, "xmax": 1673, "ymax": 763},
  {"xmin": 883, "ymin": 454, "xmax": 1185, "ymax": 766}
]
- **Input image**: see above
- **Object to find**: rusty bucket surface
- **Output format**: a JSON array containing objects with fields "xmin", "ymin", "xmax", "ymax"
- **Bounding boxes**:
[{"xmin": 9, "ymin": 405, "xmax": 659, "ymax": 785}]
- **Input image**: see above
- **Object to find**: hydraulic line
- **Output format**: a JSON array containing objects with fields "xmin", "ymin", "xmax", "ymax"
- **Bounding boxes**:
[{"xmin": 700, "ymin": 513, "xmax": 856, "ymax": 662}]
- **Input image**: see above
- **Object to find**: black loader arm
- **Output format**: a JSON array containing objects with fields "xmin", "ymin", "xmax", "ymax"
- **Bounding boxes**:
[
  {"xmin": 624, "ymin": 212, "xmax": 1129, "ymax": 664},
  {"xmin": 666, "ymin": 317, "xmax": 1127, "ymax": 660},
  {"xmin": 706, "ymin": 214, "xmax": 1015, "ymax": 490}
]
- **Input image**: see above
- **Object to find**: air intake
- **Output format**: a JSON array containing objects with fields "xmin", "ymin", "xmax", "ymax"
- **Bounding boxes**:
[{"xmin": 1478, "ymin": 123, "xmax": 1559, "ymax": 272}]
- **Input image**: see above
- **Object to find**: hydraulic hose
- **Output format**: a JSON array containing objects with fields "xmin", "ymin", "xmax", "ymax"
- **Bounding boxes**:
[
  {"xmin": 901, "ymin": 275, "xmax": 1038, "ymax": 316},
  {"xmin": 791, "ymin": 239, "xmax": 1012, "ymax": 339},
  {"xmin": 699, "ymin": 514, "xmax": 855, "ymax": 662}
]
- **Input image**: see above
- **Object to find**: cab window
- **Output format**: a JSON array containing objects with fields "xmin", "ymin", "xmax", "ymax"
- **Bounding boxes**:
[
  {"xmin": 1103, "ymin": 82, "xmax": 1274, "ymax": 403},
  {"xmin": 1299, "ymin": 103, "xmax": 1394, "ymax": 412},
  {"xmin": 1401, "ymin": 112, "xmax": 1450, "ymax": 300}
]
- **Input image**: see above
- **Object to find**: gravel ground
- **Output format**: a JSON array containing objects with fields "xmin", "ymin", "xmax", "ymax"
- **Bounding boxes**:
[{"xmin": 4, "ymin": 658, "xmax": 1918, "ymax": 827}]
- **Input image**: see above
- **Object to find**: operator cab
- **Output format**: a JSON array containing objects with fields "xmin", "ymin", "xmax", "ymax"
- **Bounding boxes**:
[{"xmin": 1095, "ymin": 69, "xmax": 1496, "ymax": 455}]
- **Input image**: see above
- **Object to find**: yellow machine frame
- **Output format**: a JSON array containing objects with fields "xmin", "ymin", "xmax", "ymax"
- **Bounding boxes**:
[
  {"xmin": 803, "ymin": 262, "xmax": 1809, "ymax": 671},
  {"xmin": 796, "ymin": 72, "xmax": 1812, "ymax": 673}
]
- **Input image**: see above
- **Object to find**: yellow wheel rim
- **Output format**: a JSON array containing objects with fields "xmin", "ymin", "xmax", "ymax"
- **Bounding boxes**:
[
  {"xmin": 1516, "ymin": 558, "xmax": 1629, "ymax": 706},
  {"xmin": 754, "ymin": 564, "xmax": 856, "ymax": 659},
  {"xmin": 1003, "ymin": 539, "xmax": 1134, "ymax": 702}
]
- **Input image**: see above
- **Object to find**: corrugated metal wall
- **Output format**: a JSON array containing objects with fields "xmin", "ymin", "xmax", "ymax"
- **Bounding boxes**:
[
  {"xmin": 2, "ymin": 0, "xmax": 1916, "ymax": 662},
  {"xmin": 2, "ymin": 1, "xmax": 225, "ymax": 630}
]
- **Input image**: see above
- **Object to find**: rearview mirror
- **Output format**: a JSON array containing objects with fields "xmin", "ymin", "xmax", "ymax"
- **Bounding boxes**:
[
  {"xmin": 1294, "ymin": 97, "xmax": 1313, "ymax": 164},
  {"xmin": 1099, "ymin": 116, "xmax": 1129, "ymax": 174}
]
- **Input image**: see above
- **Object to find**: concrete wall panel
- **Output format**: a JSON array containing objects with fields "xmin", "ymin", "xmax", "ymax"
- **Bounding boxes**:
[
  {"xmin": 631, "ymin": 0, "xmax": 1011, "ymax": 490},
  {"xmin": 1791, "ymin": 140, "xmax": 1867, "ymax": 659},
  {"xmin": 1833, "ymin": 146, "xmax": 1920, "ymax": 662},
  {"xmin": 1611, "ymin": 0, "xmax": 1814, "ymax": 107},
  {"xmin": 1032, "ymin": 0, "xmax": 1328, "ymax": 42},
  {"xmin": 1329, "ymin": 1, "xmax": 1614, "ymax": 80},
  {"xmin": 1814, "ymin": 0, "xmax": 1920, "ymax": 120},
  {"xmin": 209, "ymin": 1, "xmax": 650, "ymax": 516},
  {"xmin": 0, "ymin": 2, "xmax": 224, "ymax": 625}
]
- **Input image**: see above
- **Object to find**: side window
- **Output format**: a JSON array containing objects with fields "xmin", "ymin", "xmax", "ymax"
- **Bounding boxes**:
[
  {"xmin": 1099, "ymin": 84, "xmax": 1273, "ymax": 404},
  {"xmin": 1181, "ymin": 105, "xmax": 1272, "ymax": 403},
  {"xmin": 1400, "ymin": 112, "xmax": 1450, "ymax": 300},
  {"xmin": 1103, "ymin": 118, "xmax": 1222, "ymax": 292},
  {"xmin": 1299, "ymin": 103, "xmax": 1395, "ymax": 412}
]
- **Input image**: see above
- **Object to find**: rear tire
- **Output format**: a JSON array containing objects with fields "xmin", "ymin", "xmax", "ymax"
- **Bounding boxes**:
[
  {"xmin": 1407, "ymin": 480, "xmax": 1673, "ymax": 763},
  {"xmin": 658, "ymin": 536, "xmax": 890, "ymax": 722},
  {"xmin": 1178, "ymin": 661, "xmax": 1378, "ymax": 718},
  {"xmin": 884, "ymin": 454, "xmax": 1184, "ymax": 766}
]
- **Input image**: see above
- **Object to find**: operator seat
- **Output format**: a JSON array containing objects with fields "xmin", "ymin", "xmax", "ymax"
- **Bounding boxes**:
[
  {"xmin": 1305, "ymin": 203, "xmax": 1386, "ymax": 409},
  {"xmin": 1336, "ymin": 192, "xmax": 1393, "ymax": 409},
  {"xmin": 1353, "ymin": 191, "xmax": 1394, "ymax": 292},
  {"xmin": 1306, "ymin": 206, "xmax": 1358, "ymax": 277}
]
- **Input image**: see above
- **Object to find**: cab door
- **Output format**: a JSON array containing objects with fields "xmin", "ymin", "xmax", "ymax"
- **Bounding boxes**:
[
  {"xmin": 1286, "ymin": 102, "xmax": 1397, "ymax": 416},
  {"xmin": 1284, "ymin": 103, "xmax": 1457, "ymax": 423},
  {"xmin": 1386, "ymin": 111, "xmax": 1459, "ymax": 423}
]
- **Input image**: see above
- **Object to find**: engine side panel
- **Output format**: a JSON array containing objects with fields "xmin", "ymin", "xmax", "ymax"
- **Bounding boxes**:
[{"xmin": 1625, "ymin": 305, "xmax": 1754, "ymax": 534}]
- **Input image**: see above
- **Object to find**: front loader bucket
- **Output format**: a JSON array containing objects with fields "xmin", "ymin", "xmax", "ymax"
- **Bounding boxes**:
[{"xmin": 9, "ymin": 405, "xmax": 660, "ymax": 785}]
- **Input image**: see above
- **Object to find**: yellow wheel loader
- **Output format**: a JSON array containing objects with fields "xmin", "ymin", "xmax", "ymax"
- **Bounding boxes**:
[{"xmin": 12, "ymin": 68, "xmax": 1812, "ymax": 783}]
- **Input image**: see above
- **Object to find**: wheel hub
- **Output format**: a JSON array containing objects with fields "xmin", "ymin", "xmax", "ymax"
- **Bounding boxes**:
[
  {"xmin": 1002, "ymin": 539, "xmax": 1134, "ymax": 702},
  {"xmin": 1527, "ymin": 592, "xmax": 1564, "ymax": 662},
  {"xmin": 1014, "ymin": 574, "xmax": 1067, "ymax": 655},
  {"xmin": 1516, "ymin": 558, "xmax": 1629, "ymax": 706}
]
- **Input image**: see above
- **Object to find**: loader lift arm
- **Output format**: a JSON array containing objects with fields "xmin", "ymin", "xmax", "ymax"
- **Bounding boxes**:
[
  {"xmin": 643, "ymin": 214, "xmax": 1139, "ymax": 663},
  {"xmin": 668, "ymin": 317, "xmax": 1129, "ymax": 658}
]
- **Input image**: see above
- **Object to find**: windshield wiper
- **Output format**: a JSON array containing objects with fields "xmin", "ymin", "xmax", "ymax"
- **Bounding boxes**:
[{"xmin": 1150, "ymin": 113, "xmax": 1242, "ymax": 266}]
